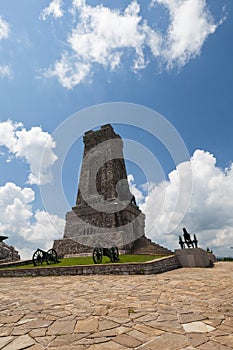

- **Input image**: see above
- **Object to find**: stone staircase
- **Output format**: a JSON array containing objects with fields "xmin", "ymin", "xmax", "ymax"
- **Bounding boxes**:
[{"xmin": 131, "ymin": 235, "xmax": 173, "ymax": 256}]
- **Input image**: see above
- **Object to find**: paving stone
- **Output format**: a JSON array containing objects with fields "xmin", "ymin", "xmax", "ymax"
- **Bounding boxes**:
[
  {"xmin": 134, "ymin": 313, "xmax": 158, "ymax": 323},
  {"xmin": 48, "ymin": 346, "xmax": 86, "ymax": 350},
  {"xmin": 2, "ymin": 335, "xmax": 35, "ymax": 350},
  {"xmin": 75, "ymin": 317, "xmax": 98, "ymax": 333},
  {"xmin": 29, "ymin": 329, "xmax": 46, "ymax": 337},
  {"xmin": 92, "ymin": 307, "xmax": 108, "ymax": 316},
  {"xmin": 114, "ymin": 326, "xmax": 133, "ymax": 335},
  {"xmin": 134, "ymin": 323, "xmax": 165, "ymax": 336},
  {"xmin": 187, "ymin": 333, "xmax": 209, "ymax": 347},
  {"xmin": 11, "ymin": 327, "xmax": 30, "ymax": 336},
  {"xmin": 74, "ymin": 337, "xmax": 109, "ymax": 345},
  {"xmin": 48, "ymin": 333, "xmax": 87, "ymax": 347},
  {"xmin": 88, "ymin": 340, "xmax": 128, "ymax": 349},
  {"xmin": 26, "ymin": 345, "xmax": 43, "ymax": 350},
  {"xmin": 34, "ymin": 336, "xmax": 55, "ymax": 347},
  {"xmin": 49, "ymin": 310, "xmax": 71, "ymax": 317},
  {"xmin": 197, "ymin": 340, "xmax": 233, "ymax": 350},
  {"xmin": 0, "ymin": 326, "xmax": 13, "ymax": 336},
  {"xmin": 204, "ymin": 319, "xmax": 223, "ymax": 327},
  {"xmin": 98, "ymin": 319, "xmax": 119, "ymax": 331},
  {"xmin": 157, "ymin": 313, "xmax": 177, "ymax": 321},
  {"xmin": 0, "ymin": 336, "xmax": 15, "ymax": 349},
  {"xmin": 178, "ymin": 313, "xmax": 207, "ymax": 323},
  {"xmin": 108, "ymin": 308, "xmax": 129, "ymax": 318},
  {"xmin": 17, "ymin": 319, "xmax": 36, "ymax": 326},
  {"xmin": 0, "ymin": 262, "xmax": 233, "ymax": 350},
  {"xmin": 213, "ymin": 335, "xmax": 233, "ymax": 348},
  {"xmin": 113, "ymin": 333, "xmax": 142, "ymax": 348},
  {"xmin": 47, "ymin": 319, "xmax": 76, "ymax": 335},
  {"xmin": 182, "ymin": 321, "xmax": 215, "ymax": 333},
  {"xmin": 127, "ymin": 329, "xmax": 151, "ymax": 342},
  {"xmin": 146, "ymin": 332, "xmax": 190, "ymax": 350},
  {"xmin": 21, "ymin": 319, "xmax": 52, "ymax": 329},
  {"xmin": 148, "ymin": 320, "xmax": 185, "ymax": 334},
  {"xmin": 88, "ymin": 329, "xmax": 119, "ymax": 338},
  {"xmin": 0, "ymin": 316, "xmax": 22, "ymax": 324},
  {"xmin": 205, "ymin": 329, "xmax": 228, "ymax": 337},
  {"xmin": 104, "ymin": 316, "xmax": 131, "ymax": 325}
]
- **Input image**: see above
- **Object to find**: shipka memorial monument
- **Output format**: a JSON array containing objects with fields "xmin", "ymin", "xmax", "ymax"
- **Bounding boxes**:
[{"xmin": 53, "ymin": 124, "xmax": 171, "ymax": 257}]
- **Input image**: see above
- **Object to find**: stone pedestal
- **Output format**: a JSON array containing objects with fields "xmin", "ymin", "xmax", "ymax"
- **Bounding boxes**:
[{"xmin": 175, "ymin": 248, "xmax": 215, "ymax": 268}]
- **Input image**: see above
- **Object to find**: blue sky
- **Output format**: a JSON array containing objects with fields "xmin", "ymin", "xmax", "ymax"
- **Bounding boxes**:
[{"xmin": 0, "ymin": 0, "xmax": 233, "ymax": 258}]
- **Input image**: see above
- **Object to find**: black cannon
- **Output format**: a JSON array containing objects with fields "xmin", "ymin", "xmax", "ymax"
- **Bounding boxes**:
[
  {"xmin": 32, "ymin": 248, "xmax": 58, "ymax": 266},
  {"xmin": 179, "ymin": 228, "xmax": 198, "ymax": 249},
  {"xmin": 92, "ymin": 246, "xmax": 119, "ymax": 264}
]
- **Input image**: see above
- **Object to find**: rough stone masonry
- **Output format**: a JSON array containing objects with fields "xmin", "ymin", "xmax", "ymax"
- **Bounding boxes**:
[{"xmin": 53, "ymin": 124, "xmax": 171, "ymax": 257}]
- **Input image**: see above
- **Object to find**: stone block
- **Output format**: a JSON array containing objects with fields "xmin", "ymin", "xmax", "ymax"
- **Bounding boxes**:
[{"xmin": 175, "ymin": 248, "xmax": 214, "ymax": 268}]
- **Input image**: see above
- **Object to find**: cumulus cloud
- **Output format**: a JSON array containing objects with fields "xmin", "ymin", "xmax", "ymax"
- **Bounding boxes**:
[
  {"xmin": 43, "ymin": 0, "xmax": 161, "ymax": 89},
  {"xmin": 0, "ymin": 17, "xmax": 11, "ymax": 79},
  {"xmin": 155, "ymin": 0, "xmax": 218, "ymax": 68},
  {"xmin": 0, "ymin": 120, "xmax": 57, "ymax": 185},
  {"xmin": 0, "ymin": 16, "xmax": 9, "ymax": 40},
  {"xmin": 40, "ymin": 0, "xmax": 64, "ymax": 21},
  {"xmin": 0, "ymin": 182, "xmax": 64, "ymax": 259},
  {"xmin": 0, "ymin": 65, "xmax": 12, "ymax": 78},
  {"xmin": 137, "ymin": 149, "xmax": 233, "ymax": 257},
  {"xmin": 128, "ymin": 174, "xmax": 144, "ymax": 205},
  {"xmin": 41, "ymin": 0, "xmax": 222, "ymax": 88}
]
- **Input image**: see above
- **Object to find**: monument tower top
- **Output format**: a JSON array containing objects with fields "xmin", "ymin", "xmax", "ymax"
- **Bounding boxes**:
[{"xmin": 76, "ymin": 124, "xmax": 128, "ymax": 204}]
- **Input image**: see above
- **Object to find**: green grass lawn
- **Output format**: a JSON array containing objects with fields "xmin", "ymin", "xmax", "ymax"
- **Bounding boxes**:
[{"xmin": 1, "ymin": 254, "xmax": 165, "ymax": 269}]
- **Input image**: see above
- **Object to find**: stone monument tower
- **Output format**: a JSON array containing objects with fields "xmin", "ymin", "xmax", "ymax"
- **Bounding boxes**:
[{"xmin": 53, "ymin": 124, "xmax": 172, "ymax": 257}]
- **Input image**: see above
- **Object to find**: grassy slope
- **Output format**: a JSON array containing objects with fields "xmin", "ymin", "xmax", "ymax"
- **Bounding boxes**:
[{"xmin": 1, "ymin": 254, "xmax": 165, "ymax": 269}]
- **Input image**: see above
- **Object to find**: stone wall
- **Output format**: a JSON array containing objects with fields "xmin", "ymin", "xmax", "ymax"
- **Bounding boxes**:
[
  {"xmin": 0, "ymin": 255, "xmax": 179, "ymax": 277},
  {"xmin": 175, "ymin": 248, "xmax": 216, "ymax": 267},
  {"xmin": 0, "ymin": 242, "xmax": 20, "ymax": 263}
]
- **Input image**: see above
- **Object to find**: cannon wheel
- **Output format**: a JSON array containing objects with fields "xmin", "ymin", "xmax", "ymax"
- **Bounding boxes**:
[
  {"xmin": 47, "ymin": 248, "xmax": 58, "ymax": 264},
  {"xmin": 32, "ymin": 249, "xmax": 44, "ymax": 266},
  {"xmin": 93, "ymin": 247, "xmax": 102, "ymax": 264},
  {"xmin": 111, "ymin": 246, "xmax": 119, "ymax": 262}
]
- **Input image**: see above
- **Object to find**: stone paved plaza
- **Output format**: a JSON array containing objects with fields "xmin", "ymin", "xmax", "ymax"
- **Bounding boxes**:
[{"xmin": 0, "ymin": 262, "xmax": 233, "ymax": 350}]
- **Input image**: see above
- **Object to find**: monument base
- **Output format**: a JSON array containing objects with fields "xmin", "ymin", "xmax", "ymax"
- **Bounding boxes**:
[
  {"xmin": 0, "ymin": 239, "xmax": 20, "ymax": 263},
  {"xmin": 53, "ymin": 235, "xmax": 173, "ymax": 258},
  {"xmin": 175, "ymin": 248, "xmax": 215, "ymax": 268}
]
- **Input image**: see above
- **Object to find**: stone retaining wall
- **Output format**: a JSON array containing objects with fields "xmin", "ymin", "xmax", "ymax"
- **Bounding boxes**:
[{"xmin": 0, "ymin": 255, "xmax": 179, "ymax": 277}]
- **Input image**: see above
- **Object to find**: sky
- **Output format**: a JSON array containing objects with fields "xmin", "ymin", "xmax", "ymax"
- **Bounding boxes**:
[{"xmin": 0, "ymin": 0, "xmax": 233, "ymax": 259}]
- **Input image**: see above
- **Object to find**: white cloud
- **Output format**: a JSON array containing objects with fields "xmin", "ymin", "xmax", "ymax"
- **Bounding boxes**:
[
  {"xmin": 0, "ymin": 16, "xmax": 9, "ymax": 41},
  {"xmin": 0, "ymin": 120, "xmax": 57, "ymax": 185},
  {"xmin": 43, "ymin": 0, "xmax": 161, "ymax": 89},
  {"xmin": 155, "ymin": 0, "xmax": 218, "ymax": 68},
  {"xmin": 133, "ymin": 149, "xmax": 233, "ymax": 257},
  {"xmin": 44, "ymin": 52, "xmax": 91, "ymax": 90},
  {"xmin": 40, "ymin": 0, "xmax": 64, "ymax": 21},
  {"xmin": 41, "ymin": 0, "xmax": 223, "ymax": 88},
  {"xmin": 128, "ymin": 174, "xmax": 144, "ymax": 204},
  {"xmin": 0, "ymin": 17, "xmax": 11, "ymax": 79},
  {"xmin": 0, "ymin": 182, "xmax": 65, "ymax": 259},
  {"xmin": 0, "ymin": 65, "xmax": 12, "ymax": 79}
]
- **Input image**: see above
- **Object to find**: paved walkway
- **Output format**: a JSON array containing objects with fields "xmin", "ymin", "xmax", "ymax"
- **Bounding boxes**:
[{"xmin": 0, "ymin": 262, "xmax": 233, "ymax": 350}]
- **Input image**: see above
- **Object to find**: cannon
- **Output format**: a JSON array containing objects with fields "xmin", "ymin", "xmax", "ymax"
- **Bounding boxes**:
[
  {"xmin": 179, "ymin": 228, "xmax": 198, "ymax": 249},
  {"xmin": 92, "ymin": 246, "xmax": 119, "ymax": 264},
  {"xmin": 32, "ymin": 248, "xmax": 58, "ymax": 266}
]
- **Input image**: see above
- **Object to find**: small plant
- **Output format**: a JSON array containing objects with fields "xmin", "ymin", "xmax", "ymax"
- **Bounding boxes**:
[{"xmin": 128, "ymin": 308, "xmax": 135, "ymax": 315}]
